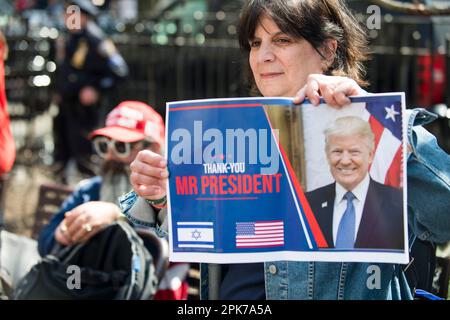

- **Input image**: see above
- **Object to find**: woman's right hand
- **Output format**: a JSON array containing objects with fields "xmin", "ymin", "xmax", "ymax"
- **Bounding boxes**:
[
  {"xmin": 130, "ymin": 150, "xmax": 169, "ymax": 200},
  {"xmin": 293, "ymin": 74, "xmax": 367, "ymax": 107}
]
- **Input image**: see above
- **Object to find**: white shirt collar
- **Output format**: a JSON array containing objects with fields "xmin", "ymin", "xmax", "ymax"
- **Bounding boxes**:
[{"xmin": 335, "ymin": 174, "xmax": 370, "ymax": 203}]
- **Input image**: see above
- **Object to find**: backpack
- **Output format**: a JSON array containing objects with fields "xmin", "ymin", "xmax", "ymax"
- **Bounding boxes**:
[
  {"xmin": 403, "ymin": 236, "xmax": 450, "ymax": 300},
  {"xmin": 404, "ymin": 237, "xmax": 437, "ymax": 296},
  {"xmin": 12, "ymin": 221, "xmax": 158, "ymax": 300}
]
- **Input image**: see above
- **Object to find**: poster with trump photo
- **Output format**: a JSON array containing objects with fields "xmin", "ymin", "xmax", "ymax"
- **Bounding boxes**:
[{"xmin": 165, "ymin": 93, "xmax": 408, "ymax": 264}]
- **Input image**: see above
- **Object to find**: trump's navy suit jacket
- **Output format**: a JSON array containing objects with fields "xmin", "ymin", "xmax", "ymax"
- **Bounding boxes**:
[{"xmin": 305, "ymin": 179, "xmax": 404, "ymax": 250}]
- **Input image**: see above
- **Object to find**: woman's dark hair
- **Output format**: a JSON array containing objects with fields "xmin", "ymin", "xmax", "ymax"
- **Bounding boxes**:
[{"xmin": 238, "ymin": 0, "xmax": 370, "ymax": 89}]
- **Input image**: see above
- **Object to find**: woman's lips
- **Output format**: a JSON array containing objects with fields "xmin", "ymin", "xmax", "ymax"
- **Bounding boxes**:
[{"xmin": 260, "ymin": 72, "xmax": 283, "ymax": 79}]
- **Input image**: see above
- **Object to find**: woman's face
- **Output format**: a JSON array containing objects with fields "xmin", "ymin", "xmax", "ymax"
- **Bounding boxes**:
[{"xmin": 249, "ymin": 15, "xmax": 325, "ymax": 97}]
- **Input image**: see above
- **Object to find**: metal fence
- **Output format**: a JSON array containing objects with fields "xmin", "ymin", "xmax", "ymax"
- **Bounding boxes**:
[
  {"xmin": 5, "ymin": 34, "xmax": 55, "ymax": 120},
  {"xmin": 367, "ymin": 16, "xmax": 450, "ymax": 107},
  {"xmin": 112, "ymin": 36, "xmax": 248, "ymax": 118}
]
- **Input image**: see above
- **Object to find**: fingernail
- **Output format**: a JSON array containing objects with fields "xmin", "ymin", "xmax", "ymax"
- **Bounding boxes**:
[
  {"xmin": 160, "ymin": 160, "xmax": 167, "ymax": 167},
  {"xmin": 65, "ymin": 211, "xmax": 72, "ymax": 217},
  {"xmin": 160, "ymin": 171, "xmax": 169, "ymax": 178},
  {"xmin": 299, "ymin": 91, "xmax": 305, "ymax": 100}
]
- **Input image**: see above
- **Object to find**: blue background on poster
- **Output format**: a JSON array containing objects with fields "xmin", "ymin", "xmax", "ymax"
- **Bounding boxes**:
[{"xmin": 167, "ymin": 101, "xmax": 317, "ymax": 253}]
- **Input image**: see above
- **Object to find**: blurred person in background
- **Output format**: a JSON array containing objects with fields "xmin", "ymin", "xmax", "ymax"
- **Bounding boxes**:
[
  {"xmin": 52, "ymin": 0, "xmax": 128, "ymax": 182},
  {"xmin": 0, "ymin": 30, "xmax": 16, "ymax": 229},
  {"xmin": 39, "ymin": 101, "xmax": 189, "ymax": 300}
]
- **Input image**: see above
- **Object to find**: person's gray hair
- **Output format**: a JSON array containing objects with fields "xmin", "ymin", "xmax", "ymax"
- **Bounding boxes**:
[{"xmin": 324, "ymin": 116, "xmax": 375, "ymax": 151}]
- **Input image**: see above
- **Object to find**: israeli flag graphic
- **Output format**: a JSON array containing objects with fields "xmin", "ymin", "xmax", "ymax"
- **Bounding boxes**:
[{"xmin": 176, "ymin": 222, "xmax": 215, "ymax": 249}]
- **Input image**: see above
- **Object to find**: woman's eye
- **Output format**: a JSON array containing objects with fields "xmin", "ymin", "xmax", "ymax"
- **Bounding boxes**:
[
  {"xmin": 275, "ymin": 38, "xmax": 291, "ymax": 44},
  {"xmin": 250, "ymin": 40, "xmax": 261, "ymax": 48}
]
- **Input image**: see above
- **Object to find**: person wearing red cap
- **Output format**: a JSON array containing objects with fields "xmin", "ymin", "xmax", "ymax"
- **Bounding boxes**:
[
  {"xmin": 39, "ymin": 101, "xmax": 163, "ymax": 251},
  {"xmin": 37, "ymin": 101, "xmax": 189, "ymax": 300}
]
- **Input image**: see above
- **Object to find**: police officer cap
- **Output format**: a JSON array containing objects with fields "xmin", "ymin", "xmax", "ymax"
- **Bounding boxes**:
[{"xmin": 67, "ymin": 0, "xmax": 100, "ymax": 17}]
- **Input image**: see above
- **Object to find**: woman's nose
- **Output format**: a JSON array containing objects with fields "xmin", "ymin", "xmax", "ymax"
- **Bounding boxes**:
[{"xmin": 258, "ymin": 43, "xmax": 275, "ymax": 63}]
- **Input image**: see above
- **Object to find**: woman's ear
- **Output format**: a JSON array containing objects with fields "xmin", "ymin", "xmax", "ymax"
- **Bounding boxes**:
[{"xmin": 320, "ymin": 39, "xmax": 337, "ymax": 70}]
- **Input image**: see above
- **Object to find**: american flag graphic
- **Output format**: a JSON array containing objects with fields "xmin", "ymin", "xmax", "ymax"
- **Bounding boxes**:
[
  {"xmin": 236, "ymin": 220, "xmax": 284, "ymax": 248},
  {"xmin": 364, "ymin": 100, "xmax": 403, "ymax": 188}
]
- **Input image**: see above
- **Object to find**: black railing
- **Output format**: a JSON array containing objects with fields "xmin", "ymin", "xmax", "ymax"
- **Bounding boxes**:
[
  {"xmin": 5, "ymin": 34, "xmax": 55, "ymax": 120},
  {"xmin": 112, "ymin": 36, "xmax": 247, "ymax": 117}
]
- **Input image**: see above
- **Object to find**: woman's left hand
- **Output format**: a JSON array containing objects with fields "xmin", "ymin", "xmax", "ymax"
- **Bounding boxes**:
[{"xmin": 293, "ymin": 74, "xmax": 367, "ymax": 108}]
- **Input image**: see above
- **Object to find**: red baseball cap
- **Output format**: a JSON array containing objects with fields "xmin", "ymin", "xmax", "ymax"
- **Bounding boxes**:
[{"xmin": 89, "ymin": 101, "xmax": 165, "ymax": 147}]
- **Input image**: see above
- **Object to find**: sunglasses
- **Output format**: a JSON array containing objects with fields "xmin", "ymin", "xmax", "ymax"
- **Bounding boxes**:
[{"xmin": 93, "ymin": 136, "xmax": 138, "ymax": 159}]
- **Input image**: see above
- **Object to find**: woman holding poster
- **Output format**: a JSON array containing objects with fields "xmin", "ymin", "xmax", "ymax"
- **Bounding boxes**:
[{"xmin": 121, "ymin": 0, "xmax": 450, "ymax": 300}]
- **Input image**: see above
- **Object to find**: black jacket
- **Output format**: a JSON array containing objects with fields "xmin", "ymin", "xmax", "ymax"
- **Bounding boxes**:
[{"xmin": 305, "ymin": 179, "xmax": 404, "ymax": 250}]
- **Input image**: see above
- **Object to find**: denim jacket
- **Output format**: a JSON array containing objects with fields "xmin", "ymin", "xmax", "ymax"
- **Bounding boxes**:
[{"xmin": 119, "ymin": 108, "xmax": 450, "ymax": 300}]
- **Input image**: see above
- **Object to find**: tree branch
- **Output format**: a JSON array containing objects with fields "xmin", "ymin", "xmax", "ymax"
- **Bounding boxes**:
[{"xmin": 368, "ymin": 0, "xmax": 450, "ymax": 16}]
